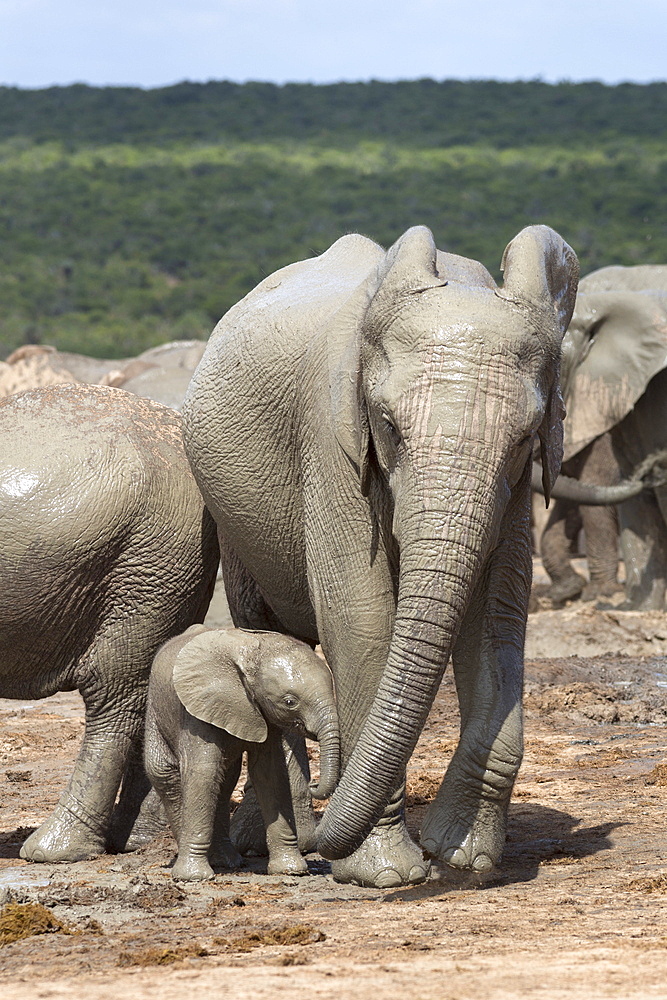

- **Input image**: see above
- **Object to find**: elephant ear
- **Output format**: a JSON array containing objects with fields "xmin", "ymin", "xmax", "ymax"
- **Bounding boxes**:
[
  {"xmin": 500, "ymin": 225, "xmax": 579, "ymax": 336},
  {"xmin": 326, "ymin": 237, "xmax": 384, "ymax": 495},
  {"xmin": 499, "ymin": 225, "xmax": 579, "ymax": 502},
  {"xmin": 562, "ymin": 291, "xmax": 667, "ymax": 460},
  {"xmin": 369, "ymin": 226, "xmax": 447, "ymax": 304},
  {"xmin": 172, "ymin": 630, "xmax": 267, "ymax": 743},
  {"xmin": 328, "ymin": 227, "xmax": 446, "ymax": 495}
]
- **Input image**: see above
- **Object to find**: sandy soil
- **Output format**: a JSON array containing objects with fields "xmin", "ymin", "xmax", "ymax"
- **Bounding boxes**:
[{"xmin": 3, "ymin": 591, "xmax": 667, "ymax": 998}]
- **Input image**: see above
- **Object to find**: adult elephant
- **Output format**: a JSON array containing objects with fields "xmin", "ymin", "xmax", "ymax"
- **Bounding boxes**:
[
  {"xmin": 182, "ymin": 224, "xmax": 579, "ymax": 888},
  {"xmin": 540, "ymin": 266, "xmax": 667, "ymax": 609},
  {"xmin": 0, "ymin": 384, "xmax": 219, "ymax": 862}
]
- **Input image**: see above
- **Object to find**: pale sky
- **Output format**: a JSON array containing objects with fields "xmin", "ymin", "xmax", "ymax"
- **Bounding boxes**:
[{"xmin": 0, "ymin": 0, "xmax": 664, "ymax": 89}]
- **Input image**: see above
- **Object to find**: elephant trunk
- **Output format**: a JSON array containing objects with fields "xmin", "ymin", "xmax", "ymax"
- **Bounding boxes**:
[
  {"xmin": 308, "ymin": 711, "xmax": 341, "ymax": 801},
  {"xmin": 531, "ymin": 462, "xmax": 645, "ymax": 506},
  {"xmin": 317, "ymin": 494, "xmax": 492, "ymax": 861}
]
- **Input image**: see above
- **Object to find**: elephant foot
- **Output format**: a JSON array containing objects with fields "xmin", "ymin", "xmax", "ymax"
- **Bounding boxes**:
[
  {"xmin": 331, "ymin": 821, "xmax": 430, "ymax": 889},
  {"xmin": 20, "ymin": 805, "xmax": 106, "ymax": 863},
  {"xmin": 172, "ymin": 853, "xmax": 215, "ymax": 881},
  {"xmin": 267, "ymin": 849, "xmax": 309, "ymax": 876},
  {"xmin": 582, "ymin": 579, "xmax": 621, "ymax": 602},
  {"xmin": 210, "ymin": 839, "xmax": 243, "ymax": 871},
  {"xmin": 546, "ymin": 572, "xmax": 586, "ymax": 606},
  {"xmin": 420, "ymin": 794, "xmax": 508, "ymax": 873}
]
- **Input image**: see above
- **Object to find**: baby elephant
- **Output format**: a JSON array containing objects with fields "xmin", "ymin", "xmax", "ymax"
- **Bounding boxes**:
[{"xmin": 145, "ymin": 625, "xmax": 340, "ymax": 881}]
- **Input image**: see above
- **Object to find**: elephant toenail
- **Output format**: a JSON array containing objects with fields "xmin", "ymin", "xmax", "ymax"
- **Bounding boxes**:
[
  {"xmin": 472, "ymin": 853, "xmax": 494, "ymax": 873},
  {"xmin": 409, "ymin": 864, "xmax": 429, "ymax": 884},
  {"xmin": 374, "ymin": 867, "xmax": 403, "ymax": 889},
  {"xmin": 443, "ymin": 847, "xmax": 467, "ymax": 868}
]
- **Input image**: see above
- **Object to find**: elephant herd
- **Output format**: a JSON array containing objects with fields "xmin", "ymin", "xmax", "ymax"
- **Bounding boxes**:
[{"xmin": 1, "ymin": 222, "xmax": 665, "ymax": 890}]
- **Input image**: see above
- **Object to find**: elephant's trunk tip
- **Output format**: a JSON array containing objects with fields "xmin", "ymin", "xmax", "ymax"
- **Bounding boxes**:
[{"xmin": 632, "ymin": 448, "xmax": 667, "ymax": 488}]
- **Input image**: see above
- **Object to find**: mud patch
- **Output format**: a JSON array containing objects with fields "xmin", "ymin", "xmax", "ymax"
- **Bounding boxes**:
[{"xmin": 526, "ymin": 604, "xmax": 667, "ymax": 659}]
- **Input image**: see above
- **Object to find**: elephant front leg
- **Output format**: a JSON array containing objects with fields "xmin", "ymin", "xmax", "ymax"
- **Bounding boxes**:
[
  {"xmin": 248, "ymin": 731, "xmax": 308, "ymax": 876},
  {"xmin": 420, "ymin": 502, "xmax": 529, "ymax": 873},
  {"xmin": 317, "ymin": 618, "xmax": 429, "ymax": 890},
  {"xmin": 329, "ymin": 777, "xmax": 429, "ymax": 889}
]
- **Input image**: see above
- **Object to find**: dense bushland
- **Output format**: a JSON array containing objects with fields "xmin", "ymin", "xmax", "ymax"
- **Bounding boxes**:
[{"xmin": 0, "ymin": 81, "xmax": 665, "ymax": 358}]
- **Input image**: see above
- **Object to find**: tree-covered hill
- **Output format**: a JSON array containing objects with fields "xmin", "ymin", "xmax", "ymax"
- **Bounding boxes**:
[
  {"xmin": 0, "ymin": 80, "xmax": 665, "ymax": 358},
  {"xmin": 2, "ymin": 79, "xmax": 666, "ymax": 147}
]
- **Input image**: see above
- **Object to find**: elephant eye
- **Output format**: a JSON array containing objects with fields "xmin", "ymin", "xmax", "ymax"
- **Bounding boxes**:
[
  {"xmin": 283, "ymin": 694, "xmax": 299, "ymax": 710},
  {"xmin": 382, "ymin": 416, "xmax": 401, "ymax": 446}
]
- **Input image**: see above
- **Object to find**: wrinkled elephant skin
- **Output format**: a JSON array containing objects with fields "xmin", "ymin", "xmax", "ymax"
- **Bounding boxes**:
[
  {"xmin": 183, "ymin": 224, "xmax": 578, "ymax": 887},
  {"xmin": 0, "ymin": 384, "xmax": 219, "ymax": 862},
  {"xmin": 546, "ymin": 265, "xmax": 667, "ymax": 609}
]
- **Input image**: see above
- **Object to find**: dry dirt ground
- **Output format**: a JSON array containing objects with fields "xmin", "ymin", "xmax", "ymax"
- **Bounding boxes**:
[{"xmin": 2, "ymin": 577, "xmax": 667, "ymax": 998}]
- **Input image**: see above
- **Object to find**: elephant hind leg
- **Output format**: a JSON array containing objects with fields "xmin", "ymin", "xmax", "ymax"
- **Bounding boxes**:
[
  {"xmin": 540, "ymin": 498, "xmax": 585, "ymax": 604},
  {"xmin": 108, "ymin": 738, "xmax": 166, "ymax": 853},
  {"xmin": 143, "ymin": 713, "xmax": 182, "ymax": 843},
  {"xmin": 21, "ymin": 691, "xmax": 141, "ymax": 863},
  {"xmin": 20, "ymin": 628, "xmax": 154, "ymax": 864},
  {"xmin": 210, "ymin": 756, "xmax": 243, "ymax": 870}
]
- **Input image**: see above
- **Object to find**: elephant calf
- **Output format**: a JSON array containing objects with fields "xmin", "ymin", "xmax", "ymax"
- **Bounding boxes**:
[
  {"xmin": 0, "ymin": 384, "xmax": 220, "ymax": 862},
  {"xmin": 144, "ymin": 625, "xmax": 340, "ymax": 881}
]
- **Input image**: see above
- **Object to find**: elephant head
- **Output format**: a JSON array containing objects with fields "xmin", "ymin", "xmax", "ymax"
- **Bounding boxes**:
[
  {"xmin": 561, "ymin": 290, "xmax": 667, "ymax": 462},
  {"xmin": 317, "ymin": 224, "xmax": 578, "ymax": 860},
  {"xmin": 172, "ymin": 628, "xmax": 340, "ymax": 800}
]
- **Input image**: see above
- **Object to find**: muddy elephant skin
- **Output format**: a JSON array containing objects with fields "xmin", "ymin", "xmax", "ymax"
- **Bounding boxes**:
[
  {"xmin": 145, "ymin": 625, "xmax": 340, "ymax": 881},
  {"xmin": 544, "ymin": 265, "xmax": 667, "ymax": 609},
  {"xmin": 182, "ymin": 224, "xmax": 578, "ymax": 889},
  {"xmin": 0, "ymin": 384, "xmax": 219, "ymax": 862}
]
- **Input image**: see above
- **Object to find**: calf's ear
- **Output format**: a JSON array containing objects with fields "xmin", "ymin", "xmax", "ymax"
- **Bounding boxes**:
[{"xmin": 172, "ymin": 631, "xmax": 268, "ymax": 743}]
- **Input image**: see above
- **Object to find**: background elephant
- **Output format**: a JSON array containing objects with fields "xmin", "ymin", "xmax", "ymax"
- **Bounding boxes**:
[
  {"xmin": 115, "ymin": 341, "xmax": 208, "ymax": 410},
  {"xmin": 0, "ymin": 383, "xmax": 219, "ymax": 862},
  {"xmin": 145, "ymin": 624, "xmax": 340, "ymax": 881},
  {"xmin": 182, "ymin": 223, "xmax": 578, "ymax": 888},
  {"xmin": 539, "ymin": 432, "xmax": 621, "ymax": 604},
  {"xmin": 0, "ymin": 340, "xmax": 207, "ymax": 410},
  {"xmin": 542, "ymin": 266, "xmax": 667, "ymax": 608}
]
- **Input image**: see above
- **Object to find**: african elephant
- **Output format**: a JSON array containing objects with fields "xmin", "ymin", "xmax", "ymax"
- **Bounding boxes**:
[
  {"xmin": 0, "ymin": 340, "xmax": 208, "ymax": 410},
  {"xmin": 541, "ymin": 267, "xmax": 667, "ymax": 609},
  {"xmin": 145, "ymin": 624, "xmax": 340, "ymax": 881},
  {"xmin": 182, "ymin": 223, "xmax": 579, "ymax": 888},
  {"xmin": 0, "ymin": 383, "xmax": 219, "ymax": 862},
  {"xmin": 115, "ymin": 341, "xmax": 208, "ymax": 410}
]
